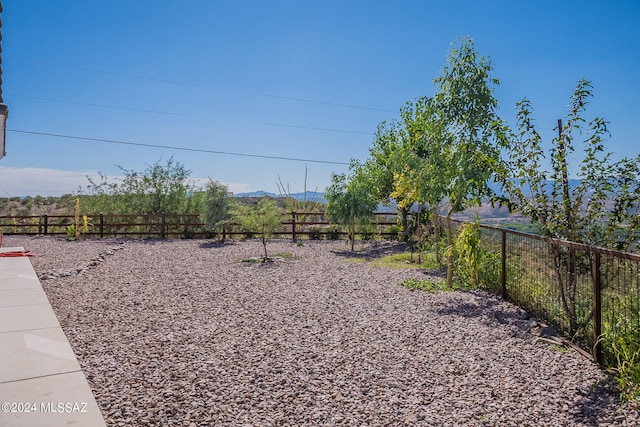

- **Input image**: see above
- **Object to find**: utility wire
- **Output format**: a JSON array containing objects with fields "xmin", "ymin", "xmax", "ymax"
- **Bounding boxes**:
[
  {"xmin": 9, "ymin": 56, "xmax": 395, "ymax": 114},
  {"xmin": 7, "ymin": 129, "xmax": 351, "ymax": 166},
  {"xmin": 8, "ymin": 56, "xmax": 199, "ymax": 87},
  {"xmin": 258, "ymin": 94, "xmax": 396, "ymax": 113},
  {"xmin": 7, "ymin": 94, "xmax": 374, "ymax": 136}
]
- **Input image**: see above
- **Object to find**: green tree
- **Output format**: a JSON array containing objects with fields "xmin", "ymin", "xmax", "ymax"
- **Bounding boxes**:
[
  {"xmin": 203, "ymin": 179, "xmax": 234, "ymax": 236},
  {"xmin": 118, "ymin": 157, "xmax": 196, "ymax": 214},
  {"xmin": 364, "ymin": 97, "xmax": 447, "ymax": 244},
  {"xmin": 233, "ymin": 198, "xmax": 283, "ymax": 259},
  {"xmin": 363, "ymin": 119, "xmax": 412, "ymax": 238},
  {"xmin": 432, "ymin": 37, "xmax": 508, "ymax": 287},
  {"xmin": 389, "ymin": 96, "xmax": 450, "ymax": 262},
  {"xmin": 78, "ymin": 158, "xmax": 201, "ymax": 215},
  {"xmin": 501, "ymin": 79, "xmax": 640, "ymax": 333},
  {"xmin": 325, "ymin": 163, "xmax": 378, "ymax": 251}
]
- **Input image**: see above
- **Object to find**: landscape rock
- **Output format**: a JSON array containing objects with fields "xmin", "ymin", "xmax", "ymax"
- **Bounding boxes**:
[{"xmin": 3, "ymin": 236, "xmax": 637, "ymax": 426}]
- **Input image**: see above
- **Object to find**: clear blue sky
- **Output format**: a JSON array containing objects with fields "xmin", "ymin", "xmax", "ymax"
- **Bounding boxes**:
[{"xmin": 1, "ymin": 1, "xmax": 639, "ymax": 197}]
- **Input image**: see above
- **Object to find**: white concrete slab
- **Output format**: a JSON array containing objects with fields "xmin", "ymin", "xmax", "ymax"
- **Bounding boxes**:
[
  {"xmin": 0, "ymin": 246, "xmax": 106, "ymax": 426},
  {"xmin": 0, "ymin": 288, "xmax": 50, "ymax": 308},
  {"xmin": 0, "ymin": 328, "xmax": 80, "ymax": 383},
  {"xmin": 0, "ymin": 371, "xmax": 105, "ymax": 427},
  {"xmin": 0, "ymin": 304, "xmax": 61, "ymax": 333}
]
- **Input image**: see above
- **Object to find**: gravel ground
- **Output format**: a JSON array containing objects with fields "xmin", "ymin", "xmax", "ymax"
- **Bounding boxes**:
[{"xmin": 5, "ymin": 235, "xmax": 639, "ymax": 426}]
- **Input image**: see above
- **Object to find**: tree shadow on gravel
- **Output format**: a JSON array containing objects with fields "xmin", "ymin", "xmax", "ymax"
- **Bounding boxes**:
[
  {"xmin": 433, "ymin": 290, "xmax": 530, "ymax": 332},
  {"xmin": 199, "ymin": 241, "xmax": 234, "ymax": 249},
  {"xmin": 571, "ymin": 377, "xmax": 627, "ymax": 426},
  {"xmin": 331, "ymin": 241, "xmax": 413, "ymax": 260}
]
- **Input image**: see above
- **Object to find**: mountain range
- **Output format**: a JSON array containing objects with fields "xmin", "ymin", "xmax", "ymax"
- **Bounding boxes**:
[{"xmin": 234, "ymin": 191, "xmax": 327, "ymax": 204}]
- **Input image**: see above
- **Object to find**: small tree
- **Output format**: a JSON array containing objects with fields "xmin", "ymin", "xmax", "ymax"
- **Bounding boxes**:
[
  {"xmin": 233, "ymin": 198, "xmax": 283, "ymax": 259},
  {"xmin": 501, "ymin": 79, "xmax": 640, "ymax": 334},
  {"xmin": 203, "ymin": 179, "xmax": 234, "ymax": 236},
  {"xmin": 325, "ymin": 163, "xmax": 378, "ymax": 251}
]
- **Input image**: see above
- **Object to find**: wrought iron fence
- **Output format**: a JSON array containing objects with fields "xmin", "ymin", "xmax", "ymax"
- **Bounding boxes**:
[{"xmin": 449, "ymin": 218, "xmax": 640, "ymax": 365}]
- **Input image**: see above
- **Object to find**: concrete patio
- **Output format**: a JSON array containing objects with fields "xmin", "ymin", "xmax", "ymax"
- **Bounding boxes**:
[{"xmin": 0, "ymin": 247, "xmax": 105, "ymax": 426}]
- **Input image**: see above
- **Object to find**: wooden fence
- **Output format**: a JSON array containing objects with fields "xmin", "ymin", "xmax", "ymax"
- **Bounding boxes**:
[{"xmin": 0, "ymin": 212, "xmax": 398, "ymax": 240}]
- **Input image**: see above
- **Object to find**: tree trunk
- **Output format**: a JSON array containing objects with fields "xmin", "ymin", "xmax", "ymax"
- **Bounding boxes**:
[
  {"xmin": 350, "ymin": 215, "xmax": 355, "ymax": 252},
  {"xmin": 400, "ymin": 206, "xmax": 410, "ymax": 242},
  {"xmin": 261, "ymin": 224, "xmax": 268, "ymax": 259},
  {"xmin": 433, "ymin": 206, "xmax": 441, "ymax": 265},
  {"xmin": 445, "ymin": 203, "xmax": 456, "ymax": 288},
  {"xmin": 416, "ymin": 203, "xmax": 422, "ymax": 263}
]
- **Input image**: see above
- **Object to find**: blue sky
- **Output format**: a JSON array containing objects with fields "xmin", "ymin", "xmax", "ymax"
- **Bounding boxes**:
[{"xmin": 1, "ymin": 1, "xmax": 639, "ymax": 196}]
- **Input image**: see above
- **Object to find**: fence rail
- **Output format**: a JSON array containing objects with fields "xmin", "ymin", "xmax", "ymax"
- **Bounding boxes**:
[{"xmin": 0, "ymin": 212, "xmax": 398, "ymax": 240}]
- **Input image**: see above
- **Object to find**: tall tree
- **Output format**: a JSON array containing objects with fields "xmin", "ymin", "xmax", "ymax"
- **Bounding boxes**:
[
  {"xmin": 432, "ymin": 37, "xmax": 508, "ymax": 287},
  {"xmin": 364, "ymin": 119, "xmax": 409, "ymax": 229}
]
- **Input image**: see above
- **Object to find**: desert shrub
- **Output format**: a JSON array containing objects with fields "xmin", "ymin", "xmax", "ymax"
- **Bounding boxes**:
[
  {"xmin": 453, "ymin": 219, "xmax": 501, "ymax": 289},
  {"xmin": 233, "ymin": 198, "xmax": 283, "ymax": 259},
  {"xmin": 382, "ymin": 224, "xmax": 402, "ymax": 240},
  {"xmin": 307, "ymin": 227, "xmax": 322, "ymax": 240}
]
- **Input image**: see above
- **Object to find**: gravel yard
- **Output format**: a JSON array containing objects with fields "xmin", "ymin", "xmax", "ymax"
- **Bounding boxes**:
[{"xmin": 5, "ymin": 235, "xmax": 639, "ymax": 426}]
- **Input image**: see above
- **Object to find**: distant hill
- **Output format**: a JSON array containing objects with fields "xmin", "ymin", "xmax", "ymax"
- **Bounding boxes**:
[{"xmin": 234, "ymin": 191, "xmax": 327, "ymax": 205}]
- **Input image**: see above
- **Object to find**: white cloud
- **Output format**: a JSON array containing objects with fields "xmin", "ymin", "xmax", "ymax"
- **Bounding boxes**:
[
  {"xmin": 0, "ymin": 166, "xmax": 252, "ymax": 197},
  {"xmin": 0, "ymin": 166, "xmax": 102, "ymax": 197}
]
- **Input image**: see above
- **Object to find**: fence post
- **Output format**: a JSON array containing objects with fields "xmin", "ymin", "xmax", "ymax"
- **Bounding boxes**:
[
  {"xmin": 161, "ymin": 212, "xmax": 166, "ymax": 239},
  {"xmin": 291, "ymin": 212, "xmax": 296, "ymax": 241},
  {"xmin": 43, "ymin": 214, "xmax": 48, "ymax": 235},
  {"xmin": 591, "ymin": 252, "xmax": 603, "ymax": 364},
  {"xmin": 501, "ymin": 229, "xmax": 507, "ymax": 299},
  {"xmin": 99, "ymin": 214, "xmax": 104, "ymax": 238}
]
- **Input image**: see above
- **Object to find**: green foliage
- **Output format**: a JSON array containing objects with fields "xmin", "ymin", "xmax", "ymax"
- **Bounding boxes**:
[
  {"xmin": 202, "ymin": 179, "xmax": 234, "ymax": 235},
  {"xmin": 233, "ymin": 198, "xmax": 283, "ymax": 259},
  {"xmin": 369, "ymin": 252, "xmax": 440, "ymax": 270},
  {"xmin": 401, "ymin": 278, "xmax": 449, "ymax": 293},
  {"xmin": 382, "ymin": 224, "xmax": 402, "ymax": 240},
  {"xmin": 601, "ymin": 302, "xmax": 640, "ymax": 403},
  {"xmin": 325, "ymin": 162, "xmax": 378, "ymax": 251},
  {"xmin": 77, "ymin": 158, "xmax": 201, "ymax": 215},
  {"xmin": 500, "ymin": 79, "xmax": 640, "ymax": 335},
  {"xmin": 65, "ymin": 224, "xmax": 77, "ymax": 241},
  {"xmin": 431, "ymin": 37, "xmax": 508, "ymax": 288},
  {"xmin": 453, "ymin": 218, "xmax": 501, "ymax": 289}
]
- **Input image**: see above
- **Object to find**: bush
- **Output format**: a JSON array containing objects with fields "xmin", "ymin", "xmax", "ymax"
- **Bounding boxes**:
[{"xmin": 382, "ymin": 224, "xmax": 402, "ymax": 240}]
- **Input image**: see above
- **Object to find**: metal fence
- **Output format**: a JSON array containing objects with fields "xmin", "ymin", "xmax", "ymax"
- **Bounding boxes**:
[{"xmin": 449, "ymin": 218, "xmax": 640, "ymax": 365}]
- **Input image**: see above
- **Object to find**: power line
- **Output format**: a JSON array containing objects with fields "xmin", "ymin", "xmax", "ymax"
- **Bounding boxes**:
[
  {"xmin": 7, "ymin": 129, "xmax": 351, "ymax": 166},
  {"xmin": 8, "ymin": 56, "xmax": 198, "ymax": 87},
  {"xmin": 7, "ymin": 93, "xmax": 374, "ymax": 136},
  {"xmin": 10, "ymin": 56, "xmax": 396, "ymax": 114},
  {"xmin": 258, "ymin": 94, "xmax": 396, "ymax": 113}
]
